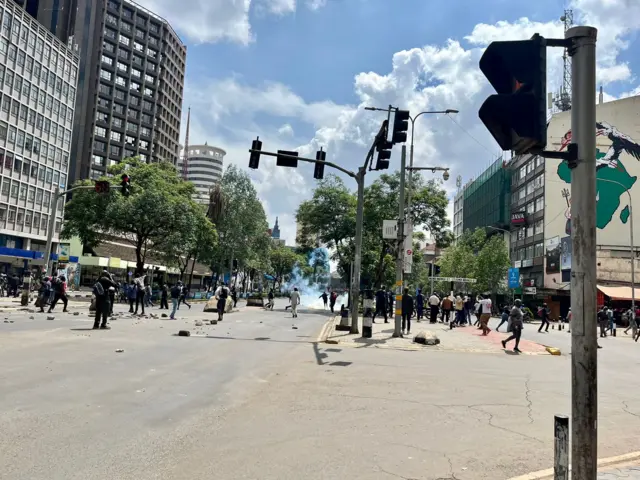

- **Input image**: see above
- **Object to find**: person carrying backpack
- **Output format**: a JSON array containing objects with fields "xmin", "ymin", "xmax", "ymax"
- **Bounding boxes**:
[
  {"xmin": 215, "ymin": 282, "xmax": 230, "ymax": 321},
  {"xmin": 36, "ymin": 277, "xmax": 52, "ymax": 313},
  {"xmin": 93, "ymin": 273, "xmax": 116, "ymax": 329},
  {"xmin": 169, "ymin": 283, "xmax": 181, "ymax": 319}
]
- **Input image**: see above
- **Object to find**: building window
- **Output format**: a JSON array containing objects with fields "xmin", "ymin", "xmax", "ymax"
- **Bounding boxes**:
[
  {"xmin": 113, "ymin": 103, "xmax": 124, "ymax": 114},
  {"xmin": 535, "ymin": 242, "xmax": 544, "ymax": 257},
  {"xmin": 119, "ymin": 35, "xmax": 130, "ymax": 47},
  {"xmin": 93, "ymin": 154, "xmax": 105, "ymax": 166},
  {"xmin": 102, "ymin": 55, "xmax": 113, "ymax": 66},
  {"xmin": 94, "ymin": 140, "xmax": 107, "ymax": 152},
  {"xmin": 115, "ymin": 76, "xmax": 126, "ymax": 87},
  {"xmin": 526, "ymin": 245, "xmax": 534, "ymax": 259},
  {"xmin": 535, "ymin": 197, "xmax": 544, "ymax": 212},
  {"xmin": 132, "ymin": 68, "xmax": 141, "ymax": 78},
  {"xmin": 112, "ymin": 117, "xmax": 123, "ymax": 128},
  {"xmin": 144, "ymin": 74, "xmax": 154, "ymax": 84},
  {"xmin": 120, "ymin": 22, "xmax": 132, "ymax": 33},
  {"xmin": 142, "ymin": 100, "xmax": 153, "ymax": 111},
  {"xmin": 135, "ymin": 29, "xmax": 145, "ymax": 40},
  {"xmin": 146, "ymin": 48, "xmax": 157, "ymax": 59},
  {"xmin": 106, "ymin": 13, "xmax": 118, "ymax": 25},
  {"xmin": 140, "ymin": 140, "xmax": 149, "ymax": 150},
  {"xmin": 130, "ymin": 95, "xmax": 140, "ymax": 106},
  {"xmin": 128, "ymin": 109, "xmax": 138, "ymax": 120},
  {"xmin": 103, "ymin": 41, "xmax": 115, "ymax": 53},
  {"xmin": 110, "ymin": 145, "xmax": 121, "ymax": 156},
  {"xmin": 519, "ymin": 165, "xmax": 527, "ymax": 180},
  {"xmin": 118, "ymin": 48, "xmax": 130, "ymax": 61},
  {"xmin": 142, "ymin": 113, "xmax": 152, "ymax": 124},
  {"xmin": 535, "ymin": 155, "xmax": 544, "ymax": 168},
  {"xmin": 133, "ymin": 55, "xmax": 143, "ymax": 66},
  {"xmin": 134, "ymin": 41, "xmax": 144, "ymax": 52},
  {"xmin": 114, "ymin": 89, "xmax": 126, "ymax": 100},
  {"xmin": 94, "ymin": 125, "xmax": 107, "ymax": 137},
  {"xmin": 110, "ymin": 131, "xmax": 122, "ymax": 142},
  {"xmin": 117, "ymin": 61, "xmax": 128, "ymax": 72},
  {"xmin": 126, "ymin": 122, "xmax": 138, "ymax": 133},
  {"xmin": 143, "ymin": 87, "xmax": 153, "ymax": 98},
  {"xmin": 526, "ymin": 182, "xmax": 534, "ymax": 196},
  {"xmin": 98, "ymin": 98, "xmax": 111, "ymax": 109},
  {"xmin": 97, "ymin": 111, "xmax": 109, "ymax": 123},
  {"xmin": 105, "ymin": 28, "xmax": 117, "ymax": 40},
  {"xmin": 534, "ymin": 220, "xmax": 543, "ymax": 235},
  {"xmin": 518, "ymin": 188, "xmax": 525, "ymax": 200},
  {"xmin": 99, "ymin": 82, "xmax": 112, "ymax": 95},
  {"xmin": 141, "ymin": 127, "xmax": 151, "ymax": 137}
]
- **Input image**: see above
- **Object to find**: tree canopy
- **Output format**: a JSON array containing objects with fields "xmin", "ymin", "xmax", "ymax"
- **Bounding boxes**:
[{"xmin": 62, "ymin": 157, "xmax": 209, "ymax": 275}]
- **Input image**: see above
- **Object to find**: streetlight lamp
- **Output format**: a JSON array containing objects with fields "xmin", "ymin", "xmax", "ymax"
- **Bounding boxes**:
[{"xmin": 597, "ymin": 178, "xmax": 635, "ymax": 315}]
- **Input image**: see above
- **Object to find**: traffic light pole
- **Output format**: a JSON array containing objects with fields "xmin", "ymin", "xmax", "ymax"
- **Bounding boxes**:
[
  {"xmin": 566, "ymin": 25, "xmax": 598, "ymax": 480},
  {"xmin": 393, "ymin": 145, "xmax": 407, "ymax": 337},
  {"xmin": 43, "ymin": 184, "xmax": 98, "ymax": 275}
]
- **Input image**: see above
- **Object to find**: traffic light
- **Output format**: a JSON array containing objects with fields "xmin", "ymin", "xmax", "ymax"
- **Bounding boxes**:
[
  {"xmin": 478, "ymin": 35, "xmax": 547, "ymax": 154},
  {"xmin": 374, "ymin": 140, "xmax": 392, "ymax": 170},
  {"xmin": 94, "ymin": 180, "xmax": 110, "ymax": 194},
  {"xmin": 391, "ymin": 109, "xmax": 410, "ymax": 144},
  {"xmin": 314, "ymin": 148, "xmax": 326, "ymax": 180},
  {"xmin": 120, "ymin": 174, "xmax": 131, "ymax": 196},
  {"xmin": 249, "ymin": 137, "xmax": 262, "ymax": 169},
  {"xmin": 434, "ymin": 265, "xmax": 441, "ymax": 276},
  {"xmin": 276, "ymin": 150, "xmax": 298, "ymax": 168}
]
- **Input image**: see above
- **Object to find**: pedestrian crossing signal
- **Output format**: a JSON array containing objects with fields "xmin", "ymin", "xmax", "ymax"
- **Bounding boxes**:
[{"xmin": 94, "ymin": 180, "xmax": 110, "ymax": 194}]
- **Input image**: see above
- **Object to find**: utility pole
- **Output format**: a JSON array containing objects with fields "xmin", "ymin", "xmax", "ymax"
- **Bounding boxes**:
[
  {"xmin": 393, "ymin": 145, "xmax": 406, "ymax": 338},
  {"xmin": 350, "ymin": 167, "xmax": 366, "ymax": 334},
  {"xmin": 430, "ymin": 258, "xmax": 435, "ymax": 295},
  {"xmin": 567, "ymin": 25, "xmax": 598, "ymax": 480},
  {"xmin": 43, "ymin": 185, "xmax": 61, "ymax": 275}
]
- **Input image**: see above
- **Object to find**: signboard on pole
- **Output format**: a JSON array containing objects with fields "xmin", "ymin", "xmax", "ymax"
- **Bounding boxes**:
[
  {"xmin": 436, "ymin": 277, "xmax": 477, "ymax": 283},
  {"xmin": 508, "ymin": 267, "xmax": 520, "ymax": 289}
]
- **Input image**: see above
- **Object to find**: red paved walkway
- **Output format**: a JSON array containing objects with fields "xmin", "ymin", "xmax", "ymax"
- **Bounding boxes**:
[{"xmin": 456, "ymin": 325, "xmax": 548, "ymax": 354}]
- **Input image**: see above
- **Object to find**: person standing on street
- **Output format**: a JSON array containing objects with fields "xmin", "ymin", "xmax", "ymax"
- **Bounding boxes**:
[
  {"xmin": 502, "ymin": 299, "xmax": 524, "ymax": 353},
  {"xmin": 372, "ymin": 286, "xmax": 388, "ymax": 324},
  {"xmin": 178, "ymin": 282, "xmax": 191, "ymax": 309},
  {"xmin": 402, "ymin": 288, "xmax": 414, "ymax": 335},
  {"xmin": 231, "ymin": 286, "xmax": 238, "ymax": 307},
  {"xmin": 441, "ymin": 294, "xmax": 453, "ymax": 324},
  {"xmin": 133, "ymin": 273, "xmax": 146, "ymax": 315},
  {"xmin": 329, "ymin": 291, "xmax": 337, "ymax": 313},
  {"xmin": 478, "ymin": 294, "xmax": 492, "ymax": 336},
  {"xmin": 428, "ymin": 292, "xmax": 440, "ymax": 324},
  {"xmin": 169, "ymin": 283, "xmax": 181, "ymax": 319},
  {"xmin": 290, "ymin": 287, "xmax": 301, "ymax": 318},
  {"xmin": 160, "ymin": 283, "xmax": 169, "ymax": 310},
  {"xmin": 415, "ymin": 289, "xmax": 424, "ymax": 322},
  {"xmin": 538, "ymin": 303, "xmax": 550, "ymax": 332},
  {"xmin": 93, "ymin": 272, "xmax": 116, "ymax": 330},
  {"xmin": 214, "ymin": 282, "xmax": 230, "ymax": 321}
]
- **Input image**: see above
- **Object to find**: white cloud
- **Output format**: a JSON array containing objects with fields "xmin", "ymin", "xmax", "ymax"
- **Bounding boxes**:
[
  {"xmin": 306, "ymin": 0, "xmax": 326, "ymax": 10},
  {"xmin": 260, "ymin": 0, "xmax": 296, "ymax": 15},
  {"xmin": 185, "ymin": 0, "xmax": 640, "ymax": 235}
]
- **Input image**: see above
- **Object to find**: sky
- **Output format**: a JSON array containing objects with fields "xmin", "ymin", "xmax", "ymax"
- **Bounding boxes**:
[{"xmin": 138, "ymin": 0, "xmax": 640, "ymax": 246}]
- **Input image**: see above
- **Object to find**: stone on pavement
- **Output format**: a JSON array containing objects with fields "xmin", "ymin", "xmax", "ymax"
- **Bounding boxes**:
[
  {"xmin": 203, "ymin": 297, "xmax": 232, "ymax": 313},
  {"xmin": 195, "ymin": 320, "xmax": 203, "ymax": 327},
  {"xmin": 46, "ymin": 316, "xmax": 55, "ymax": 321},
  {"xmin": 178, "ymin": 330, "xmax": 190, "ymax": 337},
  {"xmin": 413, "ymin": 330, "xmax": 440, "ymax": 345}
]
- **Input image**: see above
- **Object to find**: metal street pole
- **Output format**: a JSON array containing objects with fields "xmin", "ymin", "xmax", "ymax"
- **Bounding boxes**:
[
  {"xmin": 350, "ymin": 167, "xmax": 366, "ymax": 334},
  {"xmin": 43, "ymin": 185, "xmax": 60, "ymax": 276},
  {"xmin": 393, "ymin": 145, "xmax": 407, "ymax": 337},
  {"xmin": 430, "ymin": 258, "xmax": 435, "ymax": 295},
  {"xmin": 597, "ymin": 178, "xmax": 635, "ymax": 315},
  {"xmin": 567, "ymin": 25, "xmax": 598, "ymax": 480}
]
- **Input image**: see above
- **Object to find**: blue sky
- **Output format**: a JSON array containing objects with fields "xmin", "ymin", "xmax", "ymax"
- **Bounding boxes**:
[{"xmin": 140, "ymin": 0, "xmax": 640, "ymax": 244}]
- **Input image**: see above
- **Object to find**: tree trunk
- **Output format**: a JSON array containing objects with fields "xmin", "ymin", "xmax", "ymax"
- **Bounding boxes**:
[
  {"xmin": 135, "ymin": 239, "xmax": 145, "ymax": 276},
  {"xmin": 373, "ymin": 241, "xmax": 387, "ymax": 287}
]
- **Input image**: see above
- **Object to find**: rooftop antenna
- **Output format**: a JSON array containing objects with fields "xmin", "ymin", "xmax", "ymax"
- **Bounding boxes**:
[
  {"xmin": 553, "ymin": 9, "xmax": 573, "ymax": 112},
  {"xmin": 181, "ymin": 107, "xmax": 190, "ymax": 180}
]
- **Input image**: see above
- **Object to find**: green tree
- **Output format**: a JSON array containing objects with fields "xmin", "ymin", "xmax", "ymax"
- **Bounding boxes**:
[
  {"xmin": 61, "ymin": 158, "xmax": 198, "ymax": 275},
  {"xmin": 474, "ymin": 234, "xmax": 511, "ymax": 295},
  {"xmin": 268, "ymin": 243, "xmax": 301, "ymax": 290},
  {"xmin": 213, "ymin": 165, "xmax": 270, "ymax": 281}
]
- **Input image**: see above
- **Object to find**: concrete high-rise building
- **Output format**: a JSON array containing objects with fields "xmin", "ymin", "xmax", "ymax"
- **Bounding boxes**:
[
  {"xmin": 13, "ymin": 0, "xmax": 77, "ymax": 44},
  {"xmin": 70, "ymin": 0, "xmax": 186, "ymax": 183},
  {"xmin": 176, "ymin": 143, "xmax": 225, "ymax": 204},
  {"xmin": 0, "ymin": 0, "xmax": 79, "ymax": 266}
]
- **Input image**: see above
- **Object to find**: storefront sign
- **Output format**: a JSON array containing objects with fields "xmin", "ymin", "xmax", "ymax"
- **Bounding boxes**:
[{"xmin": 511, "ymin": 211, "xmax": 527, "ymax": 225}]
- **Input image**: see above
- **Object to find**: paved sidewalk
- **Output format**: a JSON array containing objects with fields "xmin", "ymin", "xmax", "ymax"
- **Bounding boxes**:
[
  {"xmin": 598, "ymin": 466, "xmax": 640, "ymax": 479},
  {"xmin": 327, "ymin": 316, "xmax": 550, "ymax": 354}
]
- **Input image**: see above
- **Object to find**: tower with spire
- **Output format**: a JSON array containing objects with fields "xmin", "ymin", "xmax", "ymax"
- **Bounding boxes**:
[{"xmin": 271, "ymin": 217, "xmax": 281, "ymax": 240}]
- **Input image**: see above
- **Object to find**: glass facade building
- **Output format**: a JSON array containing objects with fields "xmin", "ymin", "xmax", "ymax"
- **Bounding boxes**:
[
  {"xmin": 462, "ymin": 158, "xmax": 511, "ymax": 233},
  {"xmin": 0, "ymin": 0, "xmax": 78, "ymax": 256}
]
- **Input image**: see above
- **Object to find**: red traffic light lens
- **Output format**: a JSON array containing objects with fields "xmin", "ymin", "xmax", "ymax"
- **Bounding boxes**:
[{"xmin": 121, "ymin": 174, "xmax": 129, "ymax": 182}]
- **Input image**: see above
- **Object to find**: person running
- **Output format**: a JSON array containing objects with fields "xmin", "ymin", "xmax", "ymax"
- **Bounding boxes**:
[
  {"xmin": 215, "ymin": 282, "xmax": 230, "ymax": 321},
  {"xmin": 36, "ymin": 276, "xmax": 52, "ymax": 313},
  {"xmin": 538, "ymin": 303, "xmax": 550, "ymax": 332},
  {"xmin": 478, "ymin": 294, "xmax": 492, "ymax": 335},
  {"xmin": 178, "ymin": 282, "xmax": 191, "ymax": 309},
  {"xmin": 502, "ymin": 299, "xmax": 524, "ymax": 353},
  {"xmin": 372, "ymin": 286, "xmax": 388, "ymax": 324},
  {"xmin": 48, "ymin": 275, "xmax": 68, "ymax": 313},
  {"xmin": 290, "ymin": 287, "xmax": 301, "ymax": 318},
  {"xmin": 319, "ymin": 291, "xmax": 328, "ymax": 310},
  {"xmin": 266, "ymin": 289, "xmax": 275, "ymax": 310},
  {"xmin": 496, "ymin": 306, "xmax": 510, "ymax": 332},
  {"xmin": 329, "ymin": 291, "xmax": 337, "ymax": 313}
]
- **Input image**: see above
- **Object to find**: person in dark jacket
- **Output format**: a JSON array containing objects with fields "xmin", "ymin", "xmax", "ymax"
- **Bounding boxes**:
[
  {"xmin": 160, "ymin": 283, "xmax": 169, "ymax": 310},
  {"xmin": 415, "ymin": 289, "xmax": 424, "ymax": 321},
  {"xmin": 372, "ymin": 286, "xmax": 388, "ymax": 324},
  {"xmin": 402, "ymin": 288, "xmax": 414, "ymax": 335},
  {"xmin": 48, "ymin": 275, "xmax": 68, "ymax": 313},
  {"xmin": 169, "ymin": 283, "xmax": 181, "ymax": 319},
  {"xmin": 93, "ymin": 273, "xmax": 117, "ymax": 329},
  {"xmin": 538, "ymin": 303, "xmax": 551, "ymax": 333}
]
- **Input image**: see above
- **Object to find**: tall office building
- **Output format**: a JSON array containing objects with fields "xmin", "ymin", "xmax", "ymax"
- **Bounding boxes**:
[
  {"xmin": 70, "ymin": 0, "xmax": 186, "ymax": 183},
  {"xmin": 13, "ymin": 0, "xmax": 77, "ymax": 44},
  {"xmin": 176, "ymin": 143, "xmax": 225, "ymax": 204},
  {"xmin": 0, "ymin": 0, "xmax": 79, "ymax": 265}
]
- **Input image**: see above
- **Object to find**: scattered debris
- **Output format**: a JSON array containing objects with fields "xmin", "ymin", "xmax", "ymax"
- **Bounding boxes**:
[
  {"xmin": 73, "ymin": 312, "xmax": 80, "ymax": 316},
  {"xmin": 115, "ymin": 349, "xmax": 125, "ymax": 353},
  {"xmin": 178, "ymin": 330, "xmax": 191, "ymax": 337},
  {"xmin": 161, "ymin": 313, "xmax": 168, "ymax": 318},
  {"xmin": 195, "ymin": 320, "xmax": 204, "ymax": 327},
  {"xmin": 29, "ymin": 316, "xmax": 35, "ymax": 320},
  {"xmin": 9, "ymin": 320, "xmax": 13, "ymax": 323},
  {"xmin": 46, "ymin": 316, "xmax": 55, "ymax": 321},
  {"xmin": 292, "ymin": 325, "xmax": 298, "ymax": 330},
  {"xmin": 210, "ymin": 319, "xmax": 218, "ymax": 325},
  {"xmin": 3, "ymin": 320, "xmax": 7, "ymax": 323}
]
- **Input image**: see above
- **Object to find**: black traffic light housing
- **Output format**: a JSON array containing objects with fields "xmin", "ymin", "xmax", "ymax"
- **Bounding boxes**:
[
  {"xmin": 434, "ymin": 265, "xmax": 441, "ymax": 276},
  {"xmin": 95, "ymin": 180, "xmax": 110, "ymax": 194},
  {"xmin": 249, "ymin": 137, "xmax": 262, "ymax": 169},
  {"xmin": 478, "ymin": 34, "xmax": 547, "ymax": 154},
  {"xmin": 391, "ymin": 109, "xmax": 410, "ymax": 144},
  {"xmin": 314, "ymin": 148, "xmax": 326, "ymax": 180},
  {"xmin": 375, "ymin": 140, "xmax": 392, "ymax": 170},
  {"xmin": 120, "ymin": 174, "xmax": 131, "ymax": 196}
]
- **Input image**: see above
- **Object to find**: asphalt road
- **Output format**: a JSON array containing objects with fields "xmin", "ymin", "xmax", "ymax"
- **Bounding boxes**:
[
  {"xmin": 2, "ymin": 301, "xmax": 640, "ymax": 480},
  {"xmin": 0, "ymin": 301, "xmax": 332, "ymax": 480}
]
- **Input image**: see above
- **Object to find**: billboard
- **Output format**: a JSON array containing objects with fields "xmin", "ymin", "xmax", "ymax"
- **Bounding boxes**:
[{"xmin": 544, "ymin": 96, "xmax": 640, "ymax": 287}]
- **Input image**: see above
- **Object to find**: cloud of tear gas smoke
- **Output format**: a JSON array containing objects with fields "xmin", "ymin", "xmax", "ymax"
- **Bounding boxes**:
[{"xmin": 281, "ymin": 247, "xmax": 348, "ymax": 309}]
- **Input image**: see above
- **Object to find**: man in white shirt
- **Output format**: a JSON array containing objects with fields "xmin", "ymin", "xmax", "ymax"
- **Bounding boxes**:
[
  {"xmin": 214, "ymin": 283, "xmax": 230, "ymax": 321},
  {"xmin": 290, "ymin": 287, "xmax": 301, "ymax": 318},
  {"xmin": 428, "ymin": 293, "xmax": 440, "ymax": 324},
  {"xmin": 478, "ymin": 294, "xmax": 492, "ymax": 335}
]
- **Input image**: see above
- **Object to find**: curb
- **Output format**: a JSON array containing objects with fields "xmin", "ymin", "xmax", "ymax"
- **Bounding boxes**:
[
  {"xmin": 317, "ymin": 316, "xmax": 337, "ymax": 344},
  {"xmin": 509, "ymin": 450, "xmax": 640, "ymax": 479}
]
